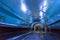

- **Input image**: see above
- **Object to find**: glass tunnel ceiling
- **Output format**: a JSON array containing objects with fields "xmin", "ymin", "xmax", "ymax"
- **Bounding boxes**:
[{"xmin": 0, "ymin": 0, "xmax": 60, "ymax": 28}]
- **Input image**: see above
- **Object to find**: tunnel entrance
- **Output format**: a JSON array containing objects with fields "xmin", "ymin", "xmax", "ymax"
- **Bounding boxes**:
[
  {"xmin": 33, "ymin": 24, "xmax": 43, "ymax": 32},
  {"xmin": 34, "ymin": 25, "xmax": 41, "ymax": 32}
]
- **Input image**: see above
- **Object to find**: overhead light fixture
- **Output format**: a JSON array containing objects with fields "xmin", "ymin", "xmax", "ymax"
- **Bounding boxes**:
[
  {"xmin": 39, "ymin": 0, "xmax": 48, "ymax": 19},
  {"xmin": 39, "ymin": 11, "xmax": 43, "ymax": 18},
  {"xmin": 43, "ymin": 0, "xmax": 48, "ymax": 12},
  {"xmin": 21, "ymin": 0, "xmax": 27, "ymax": 13}
]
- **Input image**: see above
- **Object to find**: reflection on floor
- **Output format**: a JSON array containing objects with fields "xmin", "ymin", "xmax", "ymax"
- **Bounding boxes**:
[
  {"xmin": 22, "ymin": 32, "xmax": 60, "ymax": 40},
  {"xmin": 0, "ymin": 27, "xmax": 60, "ymax": 40},
  {"xmin": 4, "ymin": 31, "xmax": 60, "ymax": 40}
]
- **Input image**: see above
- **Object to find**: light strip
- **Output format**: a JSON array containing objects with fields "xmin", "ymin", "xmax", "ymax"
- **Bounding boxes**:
[
  {"xmin": 39, "ymin": 0, "xmax": 48, "ymax": 19},
  {"xmin": 0, "ymin": 22, "xmax": 17, "ymax": 26},
  {"xmin": 43, "ymin": 0, "xmax": 48, "ymax": 12},
  {"xmin": 21, "ymin": 0, "xmax": 27, "ymax": 12}
]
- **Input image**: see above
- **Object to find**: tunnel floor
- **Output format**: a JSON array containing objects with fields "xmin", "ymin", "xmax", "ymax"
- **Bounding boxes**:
[
  {"xmin": 22, "ymin": 32, "xmax": 60, "ymax": 40},
  {"xmin": 4, "ymin": 31, "xmax": 60, "ymax": 40}
]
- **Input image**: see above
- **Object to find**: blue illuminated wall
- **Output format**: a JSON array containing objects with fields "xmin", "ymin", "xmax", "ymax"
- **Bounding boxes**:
[
  {"xmin": 0, "ymin": 0, "xmax": 60, "ymax": 28},
  {"xmin": 0, "ymin": 11, "xmax": 20, "ymax": 25},
  {"xmin": 0, "ymin": 0, "xmax": 31, "ymax": 28},
  {"xmin": 45, "ymin": 0, "xmax": 60, "ymax": 28}
]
